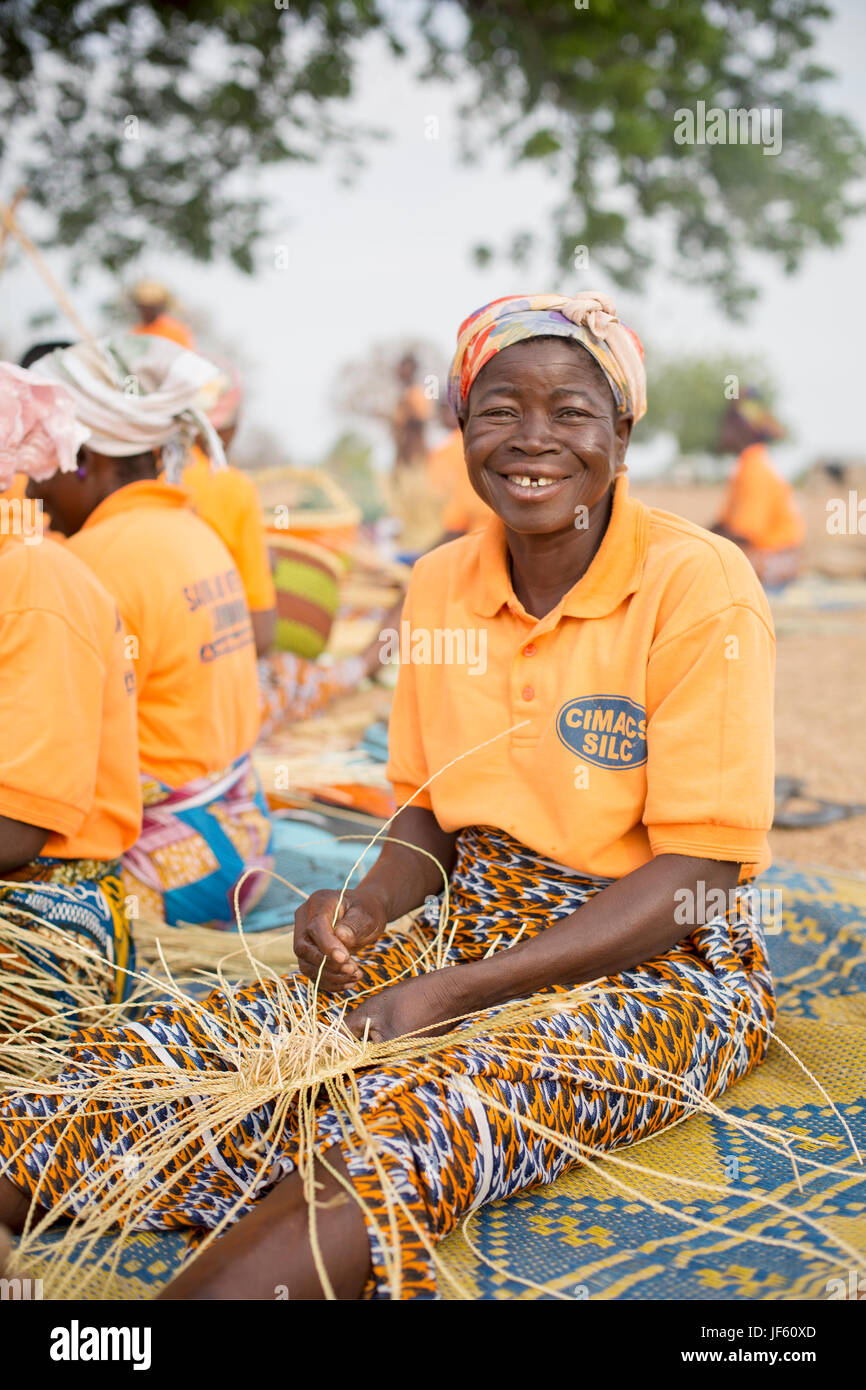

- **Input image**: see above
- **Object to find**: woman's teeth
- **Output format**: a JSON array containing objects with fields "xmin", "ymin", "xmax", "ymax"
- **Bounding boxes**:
[{"xmin": 507, "ymin": 475, "xmax": 560, "ymax": 489}]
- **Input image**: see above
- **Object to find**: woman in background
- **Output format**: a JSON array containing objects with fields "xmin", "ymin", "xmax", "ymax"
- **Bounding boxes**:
[
  {"xmin": 0, "ymin": 365, "xmax": 140, "ymax": 1019},
  {"xmin": 24, "ymin": 335, "xmax": 271, "ymax": 929},
  {"xmin": 713, "ymin": 391, "xmax": 805, "ymax": 588}
]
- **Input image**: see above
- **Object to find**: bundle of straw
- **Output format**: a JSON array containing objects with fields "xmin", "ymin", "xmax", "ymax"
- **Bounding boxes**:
[
  {"xmin": 2, "ymin": 732, "xmax": 865, "ymax": 1299},
  {"xmin": 132, "ymin": 914, "xmax": 297, "ymax": 984},
  {"xmin": 0, "ymin": 899, "xmax": 148, "ymax": 1075},
  {"xmin": 5, "ymin": 933, "xmax": 865, "ymax": 1301}
]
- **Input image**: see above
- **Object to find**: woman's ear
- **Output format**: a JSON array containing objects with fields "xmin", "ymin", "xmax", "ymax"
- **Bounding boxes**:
[{"xmin": 612, "ymin": 415, "xmax": 633, "ymax": 473}]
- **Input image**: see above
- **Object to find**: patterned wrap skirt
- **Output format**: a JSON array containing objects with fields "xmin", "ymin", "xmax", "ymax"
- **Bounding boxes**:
[
  {"xmin": 0, "ymin": 856, "xmax": 134, "ymax": 1027},
  {"xmin": 0, "ymin": 826, "xmax": 775, "ymax": 1299},
  {"xmin": 121, "ymin": 753, "xmax": 273, "ymax": 928}
]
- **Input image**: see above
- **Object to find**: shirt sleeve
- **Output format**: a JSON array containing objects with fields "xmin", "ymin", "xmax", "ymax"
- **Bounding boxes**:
[
  {"xmin": 643, "ymin": 600, "xmax": 775, "ymax": 868},
  {"xmin": 384, "ymin": 587, "xmax": 433, "ymax": 811},
  {"xmin": 0, "ymin": 609, "xmax": 105, "ymax": 836}
]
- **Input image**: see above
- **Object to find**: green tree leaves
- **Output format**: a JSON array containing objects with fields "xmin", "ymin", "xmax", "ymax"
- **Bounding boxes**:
[{"xmin": 1, "ymin": 0, "xmax": 862, "ymax": 313}]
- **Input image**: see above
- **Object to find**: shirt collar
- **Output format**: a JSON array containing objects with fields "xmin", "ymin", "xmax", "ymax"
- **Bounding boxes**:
[
  {"xmin": 471, "ymin": 474, "xmax": 648, "ymax": 622},
  {"xmin": 80, "ymin": 478, "xmax": 191, "ymax": 532}
]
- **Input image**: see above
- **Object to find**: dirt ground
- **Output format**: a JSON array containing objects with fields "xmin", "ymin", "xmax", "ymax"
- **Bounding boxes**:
[{"xmin": 632, "ymin": 479, "xmax": 866, "ymax": 878}]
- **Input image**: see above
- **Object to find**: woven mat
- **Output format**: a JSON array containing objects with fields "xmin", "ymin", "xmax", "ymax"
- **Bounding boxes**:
[{"xmin": 21, "ymin": 862, "xmax": 866, "ymax": 1300}]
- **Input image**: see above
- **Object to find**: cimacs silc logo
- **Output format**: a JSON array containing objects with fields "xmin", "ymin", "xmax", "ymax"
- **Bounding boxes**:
[{"xmin": 556, "ymin": 695, "xmax": 647, "ymax": 769}]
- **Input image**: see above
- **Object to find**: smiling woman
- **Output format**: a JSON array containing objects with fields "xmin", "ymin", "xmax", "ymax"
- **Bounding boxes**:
[{"xmin": 0, "ymin": 293, "xmax": 777, "ymax": 1302}]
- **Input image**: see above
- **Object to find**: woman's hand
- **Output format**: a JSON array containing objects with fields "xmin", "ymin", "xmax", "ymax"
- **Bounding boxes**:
[
  {"xmin": 293, "ymin": 886, "xmax": 389, "ymax": 993},
  {"xmin": 345, "ymin": 970, "xmax": 467, "ymax": 1044}
]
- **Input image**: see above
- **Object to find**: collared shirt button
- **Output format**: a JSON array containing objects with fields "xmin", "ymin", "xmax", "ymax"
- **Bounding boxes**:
[
  {"xmin": 523, "ymin": 643, "xmax": 536, "ymax": 657},
  {"xmin": 522, "ymin": 685, "xmax": 534, "ymax": 701}
]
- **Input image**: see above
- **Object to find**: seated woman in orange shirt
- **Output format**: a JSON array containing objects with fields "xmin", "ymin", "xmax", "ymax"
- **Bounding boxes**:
[
  {"xmin": 714, "ymin": 392, "xmax": 805, "ymax": 588},
  {"xmin": 0, "ymin": 366, "xmax": 141, "ymax": 1024},
  {"xmin": 23, "ymin": 335, "xmax": 272, "ymax": 930},
  {"xmin": 0, "ymin": 293, "xmax": 776, "ymax": 1301}
]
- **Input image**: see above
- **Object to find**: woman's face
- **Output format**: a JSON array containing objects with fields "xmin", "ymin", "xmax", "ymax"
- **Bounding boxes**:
[{"xmin": 461, "ymin": 337, "xmax": 631, "ymax": 534}]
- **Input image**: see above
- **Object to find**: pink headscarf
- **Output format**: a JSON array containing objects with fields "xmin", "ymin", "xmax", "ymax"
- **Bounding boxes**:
[{"xmin": 0, "ymin": 364, "xmax": 88, "ymax": 490}]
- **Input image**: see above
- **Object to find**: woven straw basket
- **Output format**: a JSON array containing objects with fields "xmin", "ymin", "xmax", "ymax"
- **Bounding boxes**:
[{"xmin": 251, "ymin": 467, "xmax": 360, "ymax": 658}]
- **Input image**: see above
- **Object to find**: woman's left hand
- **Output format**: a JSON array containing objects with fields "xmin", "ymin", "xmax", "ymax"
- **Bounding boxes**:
[{"xmin": 344, "ymin": 970, "xmax": 467, "ymax": 1045}]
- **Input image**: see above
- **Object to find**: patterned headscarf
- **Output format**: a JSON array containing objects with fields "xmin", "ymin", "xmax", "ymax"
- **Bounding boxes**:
[
  {"xmin": 730, "ymin": 389, "xmax": 785, "ymax": 441},
  {"xmin": 28, "ymin": 333, "xmax": 227, "ymax": 481},
  {"xmin": 448, "ymin": 291, "xmax": 646, "ymax": 424}
]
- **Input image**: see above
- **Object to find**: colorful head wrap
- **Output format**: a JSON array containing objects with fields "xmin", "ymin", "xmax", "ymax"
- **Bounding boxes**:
[
  {"xmin": 0, "ymin": 364, "xmax": 88, "ymax": 489},
  {"xmin": 27, "ymin": 334, "xmax": 227, "ymax": 482},
  {"xmin": 730, "ymin": 389, "xmax": 785, "ymax": 441},
  {"xmin": 448, "ymin": 291, "xmax": 646, "ymax": 424}
]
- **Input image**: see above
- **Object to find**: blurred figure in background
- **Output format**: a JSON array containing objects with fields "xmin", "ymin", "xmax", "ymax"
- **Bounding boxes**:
[
  {"xmin": 426, "ymin": 397, "xmax": 493, "ymax": 545},
  {"xmin": 713, "ymin": 391, "xmax": 805, "ymax": 588},
  {"xmin": 130, "ymin": 280, "xmax": 196, "ymax": 351},
  {"xmin": 385, "ymin": 354, "xmax": 439, "ymax": 558},
  {"xmin": 181, "ymin": 365, "xmax": 277, "ymax": 657},
  {"xmin": 391, "ymin": 352, "xmax": 432, "ymax": 468}
]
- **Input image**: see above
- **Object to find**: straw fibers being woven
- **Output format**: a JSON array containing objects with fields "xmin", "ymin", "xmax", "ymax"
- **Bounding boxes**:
[{"xmin": 2, "ymin": 851, "xmax": 864, "ymax": 1301}]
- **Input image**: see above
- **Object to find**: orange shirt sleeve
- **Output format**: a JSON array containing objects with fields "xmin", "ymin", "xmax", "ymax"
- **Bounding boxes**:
[
  {"xmin": 0, "ymin": 609, "xmax": 106, "ymax": 837},
  {"xmin": 385, "ymin": 589, "xmax": 434, "ymax": 812},
  {"xmin": 643, "ymin": 600, "xmax": 775, "ymax": 868}
]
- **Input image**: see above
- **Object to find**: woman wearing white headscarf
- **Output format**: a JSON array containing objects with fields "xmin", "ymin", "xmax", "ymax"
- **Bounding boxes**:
[{"xmin": 20, "ymin": 335, "xmax": 273, "ymax": 929}]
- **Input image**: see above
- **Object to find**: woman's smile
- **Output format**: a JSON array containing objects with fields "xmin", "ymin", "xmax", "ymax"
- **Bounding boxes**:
[{"xmin": 488, "ymin": 464, "xmax": 571, "ymax": 503}]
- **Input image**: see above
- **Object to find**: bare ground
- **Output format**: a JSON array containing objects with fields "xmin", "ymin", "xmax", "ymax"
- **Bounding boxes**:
[{"xmin": 633, "ymin": 480, "xmax": 866, "ymax": 877}]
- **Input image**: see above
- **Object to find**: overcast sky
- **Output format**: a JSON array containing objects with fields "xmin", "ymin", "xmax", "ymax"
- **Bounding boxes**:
[{"xmin": 4, "ymin": 0, "xmax": 865, "ymax": 477}]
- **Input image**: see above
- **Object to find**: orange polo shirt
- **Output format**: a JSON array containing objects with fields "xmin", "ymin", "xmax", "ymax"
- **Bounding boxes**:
[
  {"xmin": 427, "ymin": 429, "xmax": 494, "ymax": 534},
  {"xmin": 181, "ymin": 446, "xmax": 276, "ymax": 613},
  {"xmin": 0, "ymin": 534, "xmax": 141, "ymax": 860},
  {"xmin": 720, "ymin": 444, "xmax": 805, "ymax": 552},
  {"xmin": 387, "ymin": 475, "xmax": 775, "ymax": 880},
  {"xmin": 132, "ymin": 313, "xmax": 196, "ymax": 351},
  {"xmin": 67, "ymin": 481, "xmax": 260, "ymax": 789}
]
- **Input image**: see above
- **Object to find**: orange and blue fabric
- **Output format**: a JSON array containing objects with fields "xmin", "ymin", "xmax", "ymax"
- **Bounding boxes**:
[
  {"xmin": 0, "ymin": 824, "xmax": 775, "ymax": 1297},
  {"xmin": 122, "ymin": 756, "xmax": 272, "ymax": 929}
]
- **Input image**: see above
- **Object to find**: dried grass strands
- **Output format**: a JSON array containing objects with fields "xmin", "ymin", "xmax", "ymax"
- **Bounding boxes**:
[
  {"xmin": 0, "ymin": 901, "xmax": 156, "ymax": 1076},
  {"xmin": 5, "ymin": 972, "xmax": 598, "ymax": 1298},
  {"xmin": 8, "ymin": 959, "xmax": 865, "ymax": 1300},
  {"xmin": 4, "ymin": 721, "xmax": 863, "ymax": 1298},
  {"xmin": 132, "ymin": 915, "xmax": 298, "ymax": 983}
]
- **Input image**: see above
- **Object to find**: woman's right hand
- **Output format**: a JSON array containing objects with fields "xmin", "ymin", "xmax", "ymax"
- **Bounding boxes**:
[{"xmin": 293, "ymin": 885, "xmax": 390, "ymax": 993}]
